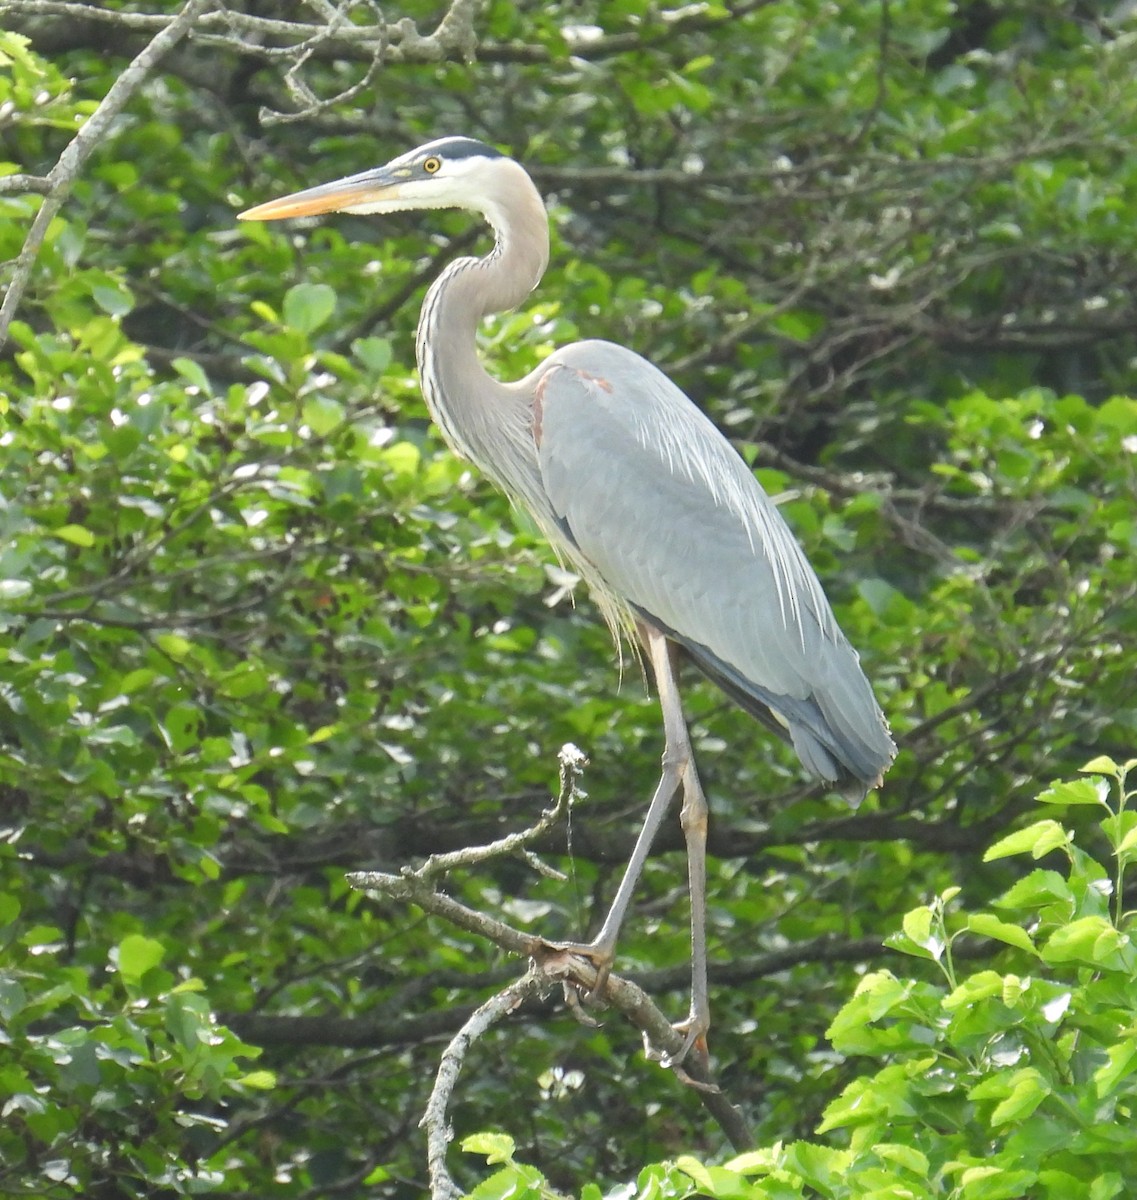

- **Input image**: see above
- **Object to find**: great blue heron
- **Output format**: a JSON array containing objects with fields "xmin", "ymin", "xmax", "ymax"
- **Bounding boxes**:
[{"xmin": 239, "ymin": 136, "xmax": 895, "ymax": 1060}]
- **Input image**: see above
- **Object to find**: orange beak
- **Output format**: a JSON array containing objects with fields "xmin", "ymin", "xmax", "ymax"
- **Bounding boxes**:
[{"xmin": 238, "ymin": 167, "xmax": 403, "ymax": 221}]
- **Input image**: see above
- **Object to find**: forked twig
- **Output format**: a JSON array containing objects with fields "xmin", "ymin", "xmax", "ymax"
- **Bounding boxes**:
[
  {"xmin": 347, "ymin": 743, "xmax": 753, "ymax": 1158},
  {"xmin": 410, "ymin": 742, "xmax": 587, "ymax": 880}
]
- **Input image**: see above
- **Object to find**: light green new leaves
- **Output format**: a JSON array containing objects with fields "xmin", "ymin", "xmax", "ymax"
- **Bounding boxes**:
[{"xmin": 115, "ymin": 933, "xmax": 165, "ymax": 986}]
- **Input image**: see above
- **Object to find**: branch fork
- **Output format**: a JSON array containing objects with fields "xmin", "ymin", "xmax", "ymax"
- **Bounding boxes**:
[{"xmin": 347, "ymin": 744, "xmax": 752, "ymax": 1198}]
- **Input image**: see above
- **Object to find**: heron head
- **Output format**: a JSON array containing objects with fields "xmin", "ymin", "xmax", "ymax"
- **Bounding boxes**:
[{"xmin": 238, "ymin": 136, "xmax": 514, "ymax": 222}]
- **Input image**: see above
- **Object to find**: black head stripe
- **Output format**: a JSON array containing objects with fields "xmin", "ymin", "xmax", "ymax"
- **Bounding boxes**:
[{"xmin": 423, "ymin": 136, "xmax": 504, "ymax": 161}]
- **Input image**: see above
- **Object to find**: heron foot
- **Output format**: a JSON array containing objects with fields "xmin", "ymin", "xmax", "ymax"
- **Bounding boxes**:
[
  {"xmin": 668, "ymin": 1014, "xmax": 711, "ymax": 1069},
  {"xmin": 561, "ymin": 978, "xmax": 602, "ymax": 1027},
  {"xmin": 532, "ymin": 938, "xmax": 615, "ymax": 1011},
  {"xmin": 642, "ymin": 1013, "xmax": 712, "ymax": 1080}
]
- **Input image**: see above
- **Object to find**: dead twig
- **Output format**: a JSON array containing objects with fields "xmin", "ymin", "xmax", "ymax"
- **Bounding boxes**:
[
  {"xmin": 410, "ymin": 742, "xmax": 587, "ymax": 881},
  {"xmin": 347, "ymin": 758, "xmax": 754, "ymax": 1155}
]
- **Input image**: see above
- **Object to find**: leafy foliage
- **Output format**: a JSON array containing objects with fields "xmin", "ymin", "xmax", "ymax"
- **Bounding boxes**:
[
  {"xmin": 460, "ymin": 760, "xmax": 1137, "ymax": 1197},
  {"xmin": 1, "ymin": 2, "xmax": 1136, "ymax": 1196}
]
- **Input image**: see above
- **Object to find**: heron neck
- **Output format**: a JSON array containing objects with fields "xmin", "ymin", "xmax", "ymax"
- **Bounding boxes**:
[{"xmin": 415, "ymin": 181, "xmax": 550, "ymax": 474}]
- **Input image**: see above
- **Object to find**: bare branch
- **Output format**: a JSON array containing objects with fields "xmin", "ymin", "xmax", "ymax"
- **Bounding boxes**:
[
  {"xmin": 0, "ymin": 174, "xmax": 51, "ymax": 195},
  {"xmin": 1, "ymin": 0, "xmax": 766, "ymax": 67},
  {"xmin": 411, "ymin": 742, "xmax": 587, "ymax": 880},
  {"xmin": 347, "ymin": 868, "xmax": 540, "ymax": 960},
  {"xmin": 419, "ymin": 972, "xmax": 543, "ymax": 1200},
  {"xmin": 346, "ymin": 862, "xmax": 754, "ymax": 1151}
]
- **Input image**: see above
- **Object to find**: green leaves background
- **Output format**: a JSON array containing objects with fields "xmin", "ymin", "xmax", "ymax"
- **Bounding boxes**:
[{"xmin": 2, "ymin": 2, "xmax": 1136, "ymax": 1196}]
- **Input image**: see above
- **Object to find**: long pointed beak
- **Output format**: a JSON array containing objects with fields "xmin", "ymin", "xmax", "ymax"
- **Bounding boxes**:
[{"xmin": 238, "ymin": 167, "xmax": 400, "ymax": 221}]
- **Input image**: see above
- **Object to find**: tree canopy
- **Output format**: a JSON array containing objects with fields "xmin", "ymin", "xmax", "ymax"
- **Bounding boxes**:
[{"xmin": 1, "ymin": 1, "xmax": 1136, "ymax": 1197}]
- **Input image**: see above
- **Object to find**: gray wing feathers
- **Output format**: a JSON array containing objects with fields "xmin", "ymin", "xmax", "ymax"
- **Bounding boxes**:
[{"xmin": 534, "ymin": 340, "xmax": 894, "ymax": 795}]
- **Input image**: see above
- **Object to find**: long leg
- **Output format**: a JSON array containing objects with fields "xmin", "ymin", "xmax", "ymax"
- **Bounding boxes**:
[
  {"xmin": 644, "ymin": 626, "xmax": 711, "ymax": 1063},
  {"xmin": 550, "ymin": 622, "xmax": 711, "ymax": 1061}
]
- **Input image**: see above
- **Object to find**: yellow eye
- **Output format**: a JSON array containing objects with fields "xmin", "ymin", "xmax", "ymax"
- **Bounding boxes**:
[{"xmin": 422, "ymin": 156, "xmax": 441, "ymax": 174}]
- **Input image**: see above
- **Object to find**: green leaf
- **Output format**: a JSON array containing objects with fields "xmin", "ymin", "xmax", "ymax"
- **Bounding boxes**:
[
  {"xmin": 0, "ymin": 973, "xmax": 28, "ymax": 1020},
  {"xmin": 302, "ymin": 394, "xmax": 345, "ymax": 437},
  {"xmin": 461, "ymin": 1132, "xmax": 516, "ymax": 1164},
  {"xmin": 236, "ymin": 1069, "xmax": 277, "ymax": 1090},
  {"xmin": 725, "ymin": 1147, "xmax": 781, "ymax": 1175},
  {"xmin": 1081, "ymin": 755, "xmax": 1121, "ymax": 778},
  {"xmin": 465, "ymin": 1166, "xmax": 537, "ymax": 1200},
  {"xmin": 828, "ymin": 970, "xmax": 907, "ymax": 1028},
  {"xmin": 1036, "ymin": 777, "xmax": 1110, "ymax": 807},
  {"xmin": 1093, "ymin": 1036, "xmax": 1137, "ymax": 1098},
  {"xmin": 984, "ymin": 820, "xmax": 1070, "ymax": 862},
  {"xmin": 51, "ymin": 523, "xmax": 96, "ymax": 547},
  {"xmin": 901, "ymin": 905, "xmax": 945, "ymax": 959},
  {"xmin": 955, "ymin": 1165, "xmax": 1039, "ymax": 1199},
  {"xmin": 876, "ymin": 1142, "xmax": 930, "ymax": 1176},
  {"xmin": 92, "ymin": 281, "xmax": 134, "ymax": 317},
  {"xmin": 165, "ymin": 990, "xmax": 211, "ymax": 1050},
  {"xmin": 966, "ymin": 912, "xmax": 1037, "ymax": 954},
  {"xmin": 676, "ymin": 1157, "xmax": 756, "ymax": 1200},
  {"xmin": 989, "ymin": 1068, "xmax": 1049, "ymax": 1126},
  {"xmin": 1117, "ymin": 823, "xmax": 1137, "ymax": 856},
  {"xmin": 283, "ymin": 282, "xmax": 336, "ymax": 334},
  {"xmin": 352, "ymin": 336, "xmax": 392, "ymax": 372},
  {"xmin": 817, "ymin": 1062, "xmax": 923, "ymax": 1133},
  {"xmin": 0, "ymin": 893, "xmax": 21, "ymax": 927},
  {"xmin": 1090, "ymin": 1173, "xmax": 1125, "ymax": 1200},
  {"xmin": 172, "ymin": 356, "xmax": 212, "ymax": 393},
  {"xmin": 944, "ymin": 969, "xmax": 1005, "ymax": 1011},
  {"xmin": 155, "ymin": 632, "xmax": 193, "ymax": 661},
  {"xmin": 1042, "ymin": 916, "xmax": 1135, "ymax": 970},
  {"xmin": 119, "ymin": 668, "xmax": 158, "ymax": 694},
  {"xmin": 161, "ymin": 703, "xmax": 201, "ymax": 754},
  {"xmin": 116, "ymin": 934, "xmax": 165, "ymax": 985},
  {"xmin": 782, "ymin": 1141, "xmax": 852, "ymax": 1191},
  {"xmin": 993, "ymin": 869, "xmax": 1073, "ymax": 913}
]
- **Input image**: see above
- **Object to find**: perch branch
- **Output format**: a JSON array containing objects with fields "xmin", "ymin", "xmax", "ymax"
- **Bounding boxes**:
[{"xmin": 347, "ymin": 846, "xmax": 753, "ymax": 1150}]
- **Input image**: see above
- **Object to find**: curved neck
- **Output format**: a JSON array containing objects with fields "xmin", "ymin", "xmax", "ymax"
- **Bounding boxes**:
[{"xmin": 415, "ymin": 162, "xmax": 549, "ymax": 472}]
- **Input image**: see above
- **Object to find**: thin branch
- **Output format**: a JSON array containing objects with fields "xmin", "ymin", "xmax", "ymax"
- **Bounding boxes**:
[
  {"xmin": 346, "ymin": 862, "xmax": 753, "ymax": 1150},
  {"xmin": 347, "ymin": 867, "xmax": 544, "ymax": 960},
  {"xmin": 420, "ymin": 972, "xmax": 543, "ymax": 1200},
  {"xmin": 0, "ymin": 0, "xmax": 216, "ymax": 349},
  {"xmin": 257, "ymin": 0, "xmax": 388, "ymax": 126},
  {"xmin": 0, "ymin": 173, "xmax": 51, "ymax": 195},
  {"xmin": 0, "ymin": 0, "xmax": 768, "ymax": 66},
  {"xmin": 411, "ymin": 742, "xmax": 587, "ymax": 880}
]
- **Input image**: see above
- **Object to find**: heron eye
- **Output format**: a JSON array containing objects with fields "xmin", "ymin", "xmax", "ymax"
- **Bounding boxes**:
[{"xmin": 422, "ymin": 157, "xmax": 442, "ymax": 174}]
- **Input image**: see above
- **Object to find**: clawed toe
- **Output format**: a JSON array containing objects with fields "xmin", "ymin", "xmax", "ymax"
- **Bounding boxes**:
[
  {"xmin": 532, "ymin": 939, "xmax": 615, "ymax": 1011},
  {"xmin": 534, "ymin": 939, "xmax": 714, "ymax": 1084},
  {"xmin": 642, "ymin": 1016, "xmax": 711, "ymax": 1077},
  {"xmin": 666, "ymin": 1017, "xmax": 709, "ymax": 1069},
  {"xmin": 561, "ymin": 980, "xmax": 602, "ymax": 1026}
]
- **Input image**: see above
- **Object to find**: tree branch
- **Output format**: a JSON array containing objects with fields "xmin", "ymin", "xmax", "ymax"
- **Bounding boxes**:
[
  {"xmin": 411, "ymin": 741, "xmax": 586, "ymax": 880},
  {"xmin": 419, "ymin": 973, "xmax": 542, "ymax": 1200},
  {"xmin": 223, "ymin": 931, "xmax": 1001, "ymax": 1052},
  {"xmin": 346, "ymin": 864, "xmax": 753, "ymax": 1150}
]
